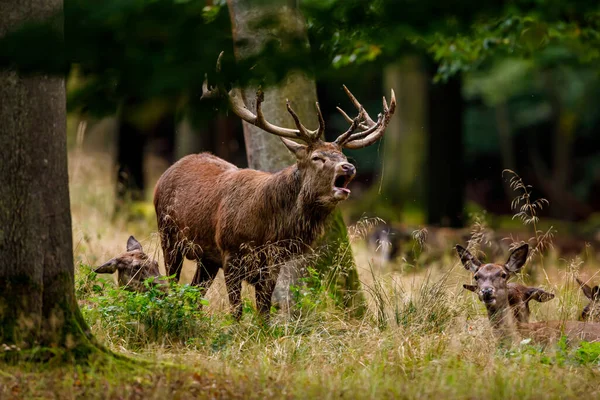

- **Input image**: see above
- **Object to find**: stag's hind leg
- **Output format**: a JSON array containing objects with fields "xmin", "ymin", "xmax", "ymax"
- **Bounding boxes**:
[
  {"xmin": 223, "ymin": 254, "xmax": 243, "ymax": 320},
  {"xmin": 255, "ymin": 274, "xmax": 278, "ymax": 324}
]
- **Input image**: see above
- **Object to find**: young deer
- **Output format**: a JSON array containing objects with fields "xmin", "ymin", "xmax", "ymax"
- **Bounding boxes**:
[
  {"xmin": 463, "ymin": 282, "xmax": 554, "ymax": 323},
  {"xmin": 154, "ymin": 55, "xmax": 396, "ymax": 321},
  {"xmin": 576, "ymin": 278, "xmax": 600, "ymax": 321},
  {"xmin": 456, "ymin": 244, "xmax": 600, "ymax": 344},
  {"xmin": 95, "ymin": 236, "xmax": 167, "ymax": 292}
]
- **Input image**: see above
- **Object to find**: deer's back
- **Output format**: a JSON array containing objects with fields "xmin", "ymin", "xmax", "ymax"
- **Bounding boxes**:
[
  {"xmin": 519, "ymin": 320, "xmax": 600, "ymax": 344},
  {"xmin": 154, "ymin": 153, "xmax": 291, "ymax": 254},
  {"xmin": 154, "ymin": 153, "xmax": 238, "ymax": 248}
]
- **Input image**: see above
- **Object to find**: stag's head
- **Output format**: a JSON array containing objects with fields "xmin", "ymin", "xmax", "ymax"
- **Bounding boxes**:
[
  {"xmin": 456, "ymin": 244, "xmax": 529, "ymax": 311},
  {"xmin": 95, "ymin": 236, "xmax": 166, "ymax": 292},
  {"xmin": 576, "ymin": 278, "xmax": 600, "ymax": 321},
  {"xmin": 202, "ymin": 53, "xmax": 396, "ymax": 205}
]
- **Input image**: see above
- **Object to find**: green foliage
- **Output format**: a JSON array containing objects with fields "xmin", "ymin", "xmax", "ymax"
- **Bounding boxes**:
[
  {"xmin": 78, "ymin": 271, "xmax": 210, "ymax": 348},
  {"xmin": 511, "ymin": 337, "xmax": 600, "ymax": 367}
]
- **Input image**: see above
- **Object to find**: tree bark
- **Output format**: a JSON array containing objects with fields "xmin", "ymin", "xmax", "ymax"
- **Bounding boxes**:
[
  {"xmin": 0, "ymin": 0, "xmax": 97, "ymax": 359},
  {"xmin": 379, "ymin": 57, "xmax": 428, "ymax": 211},
  {"xmin": 227, "ymin": 0, "xmax": 365, "ymax": 314}
]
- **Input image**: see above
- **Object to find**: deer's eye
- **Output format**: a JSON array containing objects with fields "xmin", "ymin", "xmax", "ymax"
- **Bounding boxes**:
[
  {"xmin": 311, "ymin": 156, "xmax": 325, "ymax": 163},
  {"xmin": 501, "ymin": 272, "xmax": 508, "ymax": 279},
  {"xmin": 474, "ymin": 275, "xmax": 479, "ymax": 281}
]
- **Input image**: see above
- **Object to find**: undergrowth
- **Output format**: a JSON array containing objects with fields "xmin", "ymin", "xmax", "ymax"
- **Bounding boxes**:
[{"xmin": 4, "ymin": 153, "xmax": 599, "ymax": 399}]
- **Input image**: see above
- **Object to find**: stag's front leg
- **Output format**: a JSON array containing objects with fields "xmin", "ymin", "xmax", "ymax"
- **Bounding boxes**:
[
  {"xmin": 255, "ymin": 274, "xmax": 277, "ymax": 324},
  {"xmin": 224, "ymin": 255, "xmax": 243, "ymax": 320}
]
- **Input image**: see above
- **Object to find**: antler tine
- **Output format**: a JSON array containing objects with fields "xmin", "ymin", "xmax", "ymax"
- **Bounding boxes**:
[
  {"xmin": 336, "ymin": 106, "xmax": 371, "ymax": 131},
  {"xmin": 341, "ymin": 113, "xmax": 384, "ymax": 144},
  {"xmin": 342, "ymin": 89, "xmax": 397, "ymax": 150},
  {"xmin": 201, "ymin": 52, "xmax": 225, "ymax": 100},
  {"xmin": 200, "ymin": 52, "xmax": 311, "ymax": 141},
  {"xmin": 314, "ymin": 102, "xmax": 325, "ymax": 140},
  {"xmin": 334, "ymin": 107, "xmax": 364, "ymax": 145},
  {"xmin": 342, "ymin": 84, "xmax": 376, "ymax": 126},
  {"xmin": 285, "ymin": 100, "xmax": 313, "ymax": 141}
]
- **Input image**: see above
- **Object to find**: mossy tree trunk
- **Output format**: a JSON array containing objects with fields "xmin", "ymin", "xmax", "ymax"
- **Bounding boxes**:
[
  {"xmin": 227, "ymin": 0, "xmax": 365, "ymax": 315},
  {"xmin": 0, "ymin": 0, "xmax": 100, "ymax": 360}
]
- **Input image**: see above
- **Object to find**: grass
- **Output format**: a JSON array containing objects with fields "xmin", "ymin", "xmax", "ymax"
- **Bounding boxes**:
[{"xmin": 2, "ymin": 151, "xmax": 600, "ymax": 399}]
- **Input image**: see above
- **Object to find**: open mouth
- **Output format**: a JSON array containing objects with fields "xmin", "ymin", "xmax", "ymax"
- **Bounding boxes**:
[
  {"xmin": 333, "ymin": 174, "xmax": 353, "ymax": 197},
  {"xmin": 482, "ymin": 296, "xmax": 496, "ymax": 305}
]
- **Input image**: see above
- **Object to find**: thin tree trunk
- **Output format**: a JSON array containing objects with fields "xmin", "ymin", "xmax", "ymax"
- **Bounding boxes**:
[
  {"xmin": 227, "ymin": 0, "xmax": 365, "ymax": 315},
  {"xmin": 379, "ymin": 57, "xmax": 427, "ymax": 210},
  {"xmin": 0, "ymin": 0, "xmax": 98, "ymax": 359}
]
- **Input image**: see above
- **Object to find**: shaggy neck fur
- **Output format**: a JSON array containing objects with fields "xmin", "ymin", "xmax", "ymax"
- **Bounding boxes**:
[{"xmin": 263, "ymin": 164, "xmax": 335, "ymax": 249}]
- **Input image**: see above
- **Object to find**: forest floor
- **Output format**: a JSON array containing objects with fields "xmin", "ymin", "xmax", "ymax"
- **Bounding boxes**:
[{"xmin": 2, "ymin": 152, "xmax": 599, "ymax": 399}]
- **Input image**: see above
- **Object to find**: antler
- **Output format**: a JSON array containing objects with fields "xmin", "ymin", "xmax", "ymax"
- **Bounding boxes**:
[
  {"xmin": 334, "ymin": 85, "xmax": 396, "ymax": 149},
  {"xmin": 202, "ymin": 52, "xmax": 323, "ymax": 143}
]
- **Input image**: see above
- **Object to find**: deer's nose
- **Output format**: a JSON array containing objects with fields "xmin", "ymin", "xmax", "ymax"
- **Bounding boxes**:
[
  {"xmin": 481, "ymin": 287, "xmax": 494, "ymax": 297},
  {"xmin": 340, "ymin": 163, "xmax": 356, "ymax": 175}
]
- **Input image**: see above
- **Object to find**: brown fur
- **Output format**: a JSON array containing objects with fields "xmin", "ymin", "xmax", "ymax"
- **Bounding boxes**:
[
  {"xmin": 95, "ymin": 236, "xmax": 167, "ymax": 292},
  {"xmin": 576, "ymin": 278, "xmax": 600, "ymax": 321},
  {"xmin": 463, "ymin": 282, "xmax": 554, "ymax": 323},
  {"xmin": 154, "ymin": 141, "xmax": 356, "ymax": 320},
  {"xmin": 456, "ymin": 244, "xmax": 600, "ymax": 344}
]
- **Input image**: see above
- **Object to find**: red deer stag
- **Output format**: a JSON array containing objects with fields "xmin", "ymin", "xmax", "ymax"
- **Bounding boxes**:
[
  {"xmin": 154, "ymin": 67, "xmax": 396, "ymax": 321},
  {"xmin": 463, "ymin": 282, "xmax": 554, "ymax": 323},
  {"xmin": 95, "ymin": 236, "xmax": 167, "ymax": 292},
  {"xmin": 576, "ymin": 278, "xmax": 600, "ymax": 321},
  {"xmin": 456, "ymin": 244, "xmax": 600, "ymax": 344}
]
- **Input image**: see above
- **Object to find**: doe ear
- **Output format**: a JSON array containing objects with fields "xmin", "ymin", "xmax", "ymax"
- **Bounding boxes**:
[
  {"xmin": 525, "ymin": 287, "xmax": 555, "ymax": 303},
  {"xmin": 505, "ymin": 244, "xmax": 528, "ymax": 273},
  {"xmin": 127, "ymin": 235, "xmax": 143, "ymax": 252},
  {"xmin": 463, "ymin": 284, "xmax": 477, "ymax": 293},
  {"xmin": 455, "ymin": 245, "xmax": 482, "ymax": 273},
  {"xmin": 280, "ymin": 137, "xmax": 307, "ymax": 156},
  {"xmin": 576, "ymin": 278, "xmax": 599, "ymax": 300},
  {"xmin": 94, "ymin": 258, "xmax": 117, "ymax": 274}
]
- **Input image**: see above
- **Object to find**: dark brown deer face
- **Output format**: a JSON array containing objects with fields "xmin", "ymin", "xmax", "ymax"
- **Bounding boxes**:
[
  {"xmin": 456, "ymin": 244, "xmax": 529, "ymax": 312},
  {"xmin": 283, "ymin": 140, "xmax": 355, "ymax": 204},
  {"xmin": 576, "ymin": 278, "xmax": 600, "ymax": 321},
  {"xmin": 95, "ymin": 236, "xmax": 166, "ymax": 292},
  {"xmin": 463, "ymin": 282, "xmax": 554, "ymax": 323}
]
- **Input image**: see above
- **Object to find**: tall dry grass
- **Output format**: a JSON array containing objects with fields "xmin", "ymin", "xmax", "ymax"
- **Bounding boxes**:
[{"xmin": 59, "ymin": 151, "xmax": 600, "ymax": 399}]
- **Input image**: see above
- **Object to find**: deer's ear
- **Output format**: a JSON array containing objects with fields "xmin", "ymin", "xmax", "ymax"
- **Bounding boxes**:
[
  {"xmin": 505, "ymin": 244, "xmax": 528, "ymax": 273},
  {"xmin": 95, "ymin": 258, "xmax": 117, "ymax": 274},
  {"xmin": 280, "ymin": 137, "xmax": 307, "ymax": 156},
  {"xmin": 592, "ymin": 286, "xmax": 600, "ymax": 300},
  {"xmin": 127, "ymin": 236, "xmax": 143, "ymax": 252},
  {"xmin": 526, "ymin": 287, "xmax": 555, "ymax": 303},
  {"xmin": 455, "ymin": 245, "xmax": 482, "ymax": 273},
  {"xmin": 576, "ymin": 278, "xmax": 594, "ymax": 300},
  {"xmin": 463, "ymin": 284, "xmax": 477, "ymax": 293}
]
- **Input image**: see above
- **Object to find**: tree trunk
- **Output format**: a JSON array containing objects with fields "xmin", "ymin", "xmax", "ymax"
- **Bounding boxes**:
[
  {"xmin": 0, "ymin": 0, "xmax": 97, "ymax": 360},
  {"xmin": 379, "ymin": 57, "xmax": 428, "ymax": 213},
  {"xmin": 227, "ymin": 0, "xmax": 365, "ymax": 314},
  {"xmin": 426, "ymin": 74, "xmax": 465, "ymax": 227}
]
